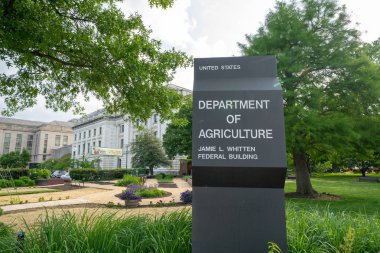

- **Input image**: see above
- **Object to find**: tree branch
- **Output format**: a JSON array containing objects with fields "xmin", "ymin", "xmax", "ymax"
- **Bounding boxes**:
[
  {"xmin": 3, "ymin": 0, "xmax": 16, "ymax": 16},
  {"xmin": 29, "ymin": 50, "xmax": 92, "ymax": 68}
]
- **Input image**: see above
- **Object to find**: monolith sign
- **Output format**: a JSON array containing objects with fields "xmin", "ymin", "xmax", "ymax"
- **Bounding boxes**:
[{"xmin": 192, "ymin": 56, "xmax": 288, "ymax": 253}]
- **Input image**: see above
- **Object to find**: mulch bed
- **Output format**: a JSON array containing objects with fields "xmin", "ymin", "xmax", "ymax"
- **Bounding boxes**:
[
  {"xmin": 157, "ymin": 182, "xmax": 178, "ymax": 188},
  {"xmin": 45, "ymin": 185, "xmax": 88, "ymax": 191},
  {"xmin": 285, "ymin": 192, "xmax": 341, "ymax": 200}
]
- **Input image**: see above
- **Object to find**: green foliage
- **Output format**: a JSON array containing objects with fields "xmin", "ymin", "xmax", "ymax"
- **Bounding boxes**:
[
  {"xmin": 70, "ymin": 168, "xmax": 131, "ymax": 181},
  {"xmin": 163, "ymin": 97, "xmax": 192, "ymax": 159},
  {"xmin": 115, "ymin": 174, "xmax": 142, "ymax": 186},
  {"xmin": 239, "ymin": 0, "xmax": 380, "ymax": 195},
  {"xmin": 313, "ymin": 161, "xmax": 332, "ymax": 173},
  {"xmin": 0, "ymin": 222, "xmax": 16, "ymax": 253},
  {"xmin": 39, "ymin": 154, "xmax": 73, "ymax": 171},
  {"xmin": 5, "ymin": 210, "xmax": 192, "ymax": 253},
  {"xmin": 29, "ymin": 169, "xmax": 51, "ymax": 180},
  {"xmin": 0, "ymin": 0, "xmax": 191, "ymax": 120},
  {"xmin": 156, "ymin": 173, "xmax": 173, "ymax": 183},
  {"xmin": 13, "ymin": 176, "xmax": 35, "ymax": 187},
  {"xmin": 132, "ymin": 130, "xmax": 171, "ymax": 175},
  {"xmin": 0, "ymin": 149, "xmax": 31, "ymax": 168},
  {"xmin": 0, "ymin": 208, "xmax": 3, "ymax": 216},
  {"xmin": 286, "ymin": 203, "xmax": 380, "ymax": 252},
  {"xmin": 0, "ymin": 168, "xmax": 29, "ymax": 179},
  {"xmin": 135, "ymin": 188, "xmax": 167, "ymax": 198}
]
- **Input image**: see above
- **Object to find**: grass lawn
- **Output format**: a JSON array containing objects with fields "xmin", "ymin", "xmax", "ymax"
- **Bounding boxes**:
[
  {"xmin": 0, "ymin": 189, "xmax": 59, "ymax": 197},
  {"xmin": 285, "ymin": 174, "xmax": 380, "ymax": 215}
]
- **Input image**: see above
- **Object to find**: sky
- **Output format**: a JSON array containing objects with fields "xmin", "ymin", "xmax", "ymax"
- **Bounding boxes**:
[{"xmin": 1, "ymin": 0, "xmax": 380, "ymax": 122}]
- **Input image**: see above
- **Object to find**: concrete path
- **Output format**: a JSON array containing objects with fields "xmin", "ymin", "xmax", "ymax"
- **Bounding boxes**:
[{"xmin": 0, "ymin": 178, "xmax": 192, "ymax": 213}]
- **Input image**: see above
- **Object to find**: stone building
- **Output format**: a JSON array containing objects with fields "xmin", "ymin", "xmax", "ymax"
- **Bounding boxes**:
[
  {"xmin": 0, "ymin": 117, "xmax": 74, "ymax": 164},
  {"xmin": 71, "ymin": 84, "xmax": 192, "ymax": 171}
]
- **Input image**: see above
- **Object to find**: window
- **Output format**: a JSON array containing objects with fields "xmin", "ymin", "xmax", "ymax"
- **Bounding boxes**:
[
  {"xmin": 74, "ymin": 134, "xmax": 77, "ymax": 141},
  {"xmin": 83, "ymin": 144, "xmax": 85, "ymax": 155},
  {"xmin": 154, "ymin": 114, "xmax": 158, "ymax": 123},
  {"xmin": 55, "ymin": 135, "xmax": 61, "ymax": 146},
  {"xmin": 43, "ymin": 134, "xmax": 48, "ymax": 153},
  {"xmin": 27, "ymin": 135, "xmax": 33, "ymax": 153},
  {"xmin": 136, "ymin": 120, "xmax": 140, "ymax": 127},
  {"xmin": 63, "ymin": 136, "xmax": 68, "ymax": 146},
  {"xmin": 93, "ymin": 141, "xmax": 95, "ymax": 148},
  {"xmin": 120, "ymin": 139, "xmax": 124, "ymax": 148},
  {"xmin": 98, "ymin": 141, "xmax": 101, "ymax": 147},
  {"xmin": 3, "ymin": 133, "xmax": 11, "ymax": 154},
  {"xmin": 154, "ymin": 131, "xmax": 158, "ymax": 137},
  {"xmin": 135, "ymin": 134, "xmax": 138, "ymax": 140},
  {"xmin": 144, "ymin": 120, "xmax": 147, "ymax": 126},
  {"xmin": 87, "ymin": 143, "xmax": 90, "ymax": 154},
  {"xmin": 120, "ymin": 124, "xmax": 124, "ymax": 133},
  {"xmin": 73, "ymin": 151, "xmax": 76, "ymax": 157},
  {"xmin": 43, "ymin": 155, "xmax": 46, "ymax": 161},
  {"xmin": 99, "ymin": 127, "xmax": 102, "ymax": 135},
  {"xmin": 79, "ymin": 133, "xmax": 81, "ymax": 140},
  {"xmin": 83, "ymin": 132, "xmax": 86, "ymax": 139},
  {"xmin": 78, "ymin": 145, "xmax": 81, "ymax": 155},
  {"xmin": 88, "ymin": 130, "xmax": 91, "ymax": 138},
  {"xmin": 15, "ymin": 134, "xmax": 22, "ymax": 152},
  {"xmin": 93, "ymin": 129, "xmax": 96, "ymax": 136}
]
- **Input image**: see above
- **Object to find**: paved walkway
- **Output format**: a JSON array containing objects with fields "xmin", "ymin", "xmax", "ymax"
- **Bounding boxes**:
[{"xmin": 0, "ymin": 178, "xmax": 192, "ymax": 213}]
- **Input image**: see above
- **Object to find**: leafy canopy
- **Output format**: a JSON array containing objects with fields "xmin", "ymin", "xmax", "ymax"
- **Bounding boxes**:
[
  {"xmin": 0, "ymin": 0, "xmax": 191, "ymax": 121},
  {"xmin": 163, "ymin": 97, "xmax": 192, "ymax": 159},
  {"xmin": 0, "ymin": 149, "xmax": 31, "ymax": 168},
  {"xmin": 239, "ymin": 0, "xmax": 380, "ymax": 194}
]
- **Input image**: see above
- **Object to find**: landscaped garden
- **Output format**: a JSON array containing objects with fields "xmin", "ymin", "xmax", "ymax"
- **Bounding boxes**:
[{"xmin": 0, "ymin": 173, "xmax": 379, "ymax": 252}]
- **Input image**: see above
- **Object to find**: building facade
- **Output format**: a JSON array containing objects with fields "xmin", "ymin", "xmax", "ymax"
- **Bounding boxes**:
[
  {"xmin": 71, "ymin": 84, "xmax": 192, "ymax": 170},
  {"xmin": 0, "ymin": 118, "xmax": 74, "ymax": 164}
]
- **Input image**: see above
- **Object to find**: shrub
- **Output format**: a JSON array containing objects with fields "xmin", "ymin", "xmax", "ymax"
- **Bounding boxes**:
[
  {"xmin": 0, "ymin": 207, "xmax": 3, "ymax": 216},
  {"xmin": 29, "ymin": 169, "xmax": 51, "ymax": 180},
  {"xmin": 115, "ymin": 174, "xmax": 142, "ymax": 186},
  {"xmin": 118, "ymin": 189, "xmax": 142, "ymax": 201},
  {"xmin": 180, "ymin": 190, "xmax": 192, "ymax": 204},
  {"xmin": 156, "ymin": 173, "xmax": 173, "ymax": 183},
  {"xmin": 136, "ymin": 187, "xmax": 167, "ymax": 198},
  {"xmin": 14, "ymin": 176, "xmax": 35, "ymax": 187},
  {"xmin": 0, "ymin": 179, "xmax": 13, "ymax": 188},
  {"xmin": 0, "ymin": 168, "xmax": 29, "ymax": 179},
  {"xmin": 70, "ymin": 168, "xmax": 131, "ymax": 181}
]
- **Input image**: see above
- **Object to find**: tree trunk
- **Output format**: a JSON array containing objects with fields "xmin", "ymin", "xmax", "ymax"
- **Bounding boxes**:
[
  {"xmin": 149, "ymin": 166, "xmax": 154, "ymax": 176},
  {"xmin": 293, "ymin": 150, "xmax": 316, "ymax": 196},
  {"xmin": 361, "ymin": 168, "xmax": 366, "ymax": 177}
]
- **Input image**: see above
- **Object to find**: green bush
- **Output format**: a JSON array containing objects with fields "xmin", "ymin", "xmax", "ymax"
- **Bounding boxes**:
[
  {"xmin": 115, "ymin": 174, "xmax": 142, "ymax": 186},
  {"xmin": 14, "ymin": 176, "xmax": 35, "ymax": 187},
  {"xmin": 136, "ymin": 188, "xmax": 167, "ymax": 198},
  {"xmin": 0, "ymin": 168, "xmax": 29, "ymax": 179},
  {"xmin": 70, "ymin": 168, "xmax": 131, "ymax": 181},
  {"xmin": 0, "ymin": 179, "xmax": 13, "ymax": 188},
  {"xmin": 156, "ymin": 173, "xmax": 173, "ymax": 183},
  {"xmin": 29, "ymin": 169, "xmax": 51, "ymax": 180},
  {"xmin": 0, "ymin": 207, "xmax": 3, "ymax": 216}
]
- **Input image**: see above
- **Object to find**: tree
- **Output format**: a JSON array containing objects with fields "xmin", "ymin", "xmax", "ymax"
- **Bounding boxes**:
[
  {"xmin": 239, "ymin": 0, "xmax": 380, "ymax": 196},
  {"xmin": 0, "ymin": 149, "xmax": 31, "ymax": 168},
  {"xmin": 131, "ymin": 129, "xmax": 170, "ymax": 175},
  {"xmin": 0, "ymin": 0, "xmax": 191, "ymax": 121},
  {"xmin": 163, "ymin": 97, "xmax": 192, "ymax": 159}
]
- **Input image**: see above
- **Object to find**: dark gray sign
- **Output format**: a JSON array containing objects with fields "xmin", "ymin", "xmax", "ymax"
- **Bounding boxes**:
[{"xmin": 192, "ymin": 56, "xmax": 288, "ymax": 253}]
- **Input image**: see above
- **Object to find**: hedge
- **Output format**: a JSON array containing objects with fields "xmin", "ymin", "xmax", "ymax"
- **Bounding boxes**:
[
  {"xmin": 0, "ymin": 168, "xmax": 29, "ymax": 179},
  {"xmin": 70, "ymin": 168, "xmax": 132, "ymax": 181}
]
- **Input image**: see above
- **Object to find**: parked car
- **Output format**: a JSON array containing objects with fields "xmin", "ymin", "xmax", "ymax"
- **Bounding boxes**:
[
  {"xmin": 61, "ymin": 172, "xmax": 71, "ymax": 181},
  {"xmin": 51, "ymin": 170, "xmax": 67, "ymax": 178}
]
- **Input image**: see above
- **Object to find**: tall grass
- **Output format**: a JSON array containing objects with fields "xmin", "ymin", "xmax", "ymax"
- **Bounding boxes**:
[
  {"xmin": 21, "ymin": 209, "xmax": 191, "ymax": 253},
  {"xmin": 1, "ymin": 205, "xmax": 379, "ymax": 252},
  {"xmin": 286, "ymin": 203, "xmax": 380, "ymax": 252}
]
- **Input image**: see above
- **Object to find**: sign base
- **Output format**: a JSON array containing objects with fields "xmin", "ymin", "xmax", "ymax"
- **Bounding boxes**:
[{"xmin": 192, "ymin": 187, "xmax": 288, "ymax": 253}]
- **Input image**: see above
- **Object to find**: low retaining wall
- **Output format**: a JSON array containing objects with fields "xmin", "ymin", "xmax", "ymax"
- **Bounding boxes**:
[{"xmin": 37, "ymin": 178, "xmax": 70, "ymax": 186}]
